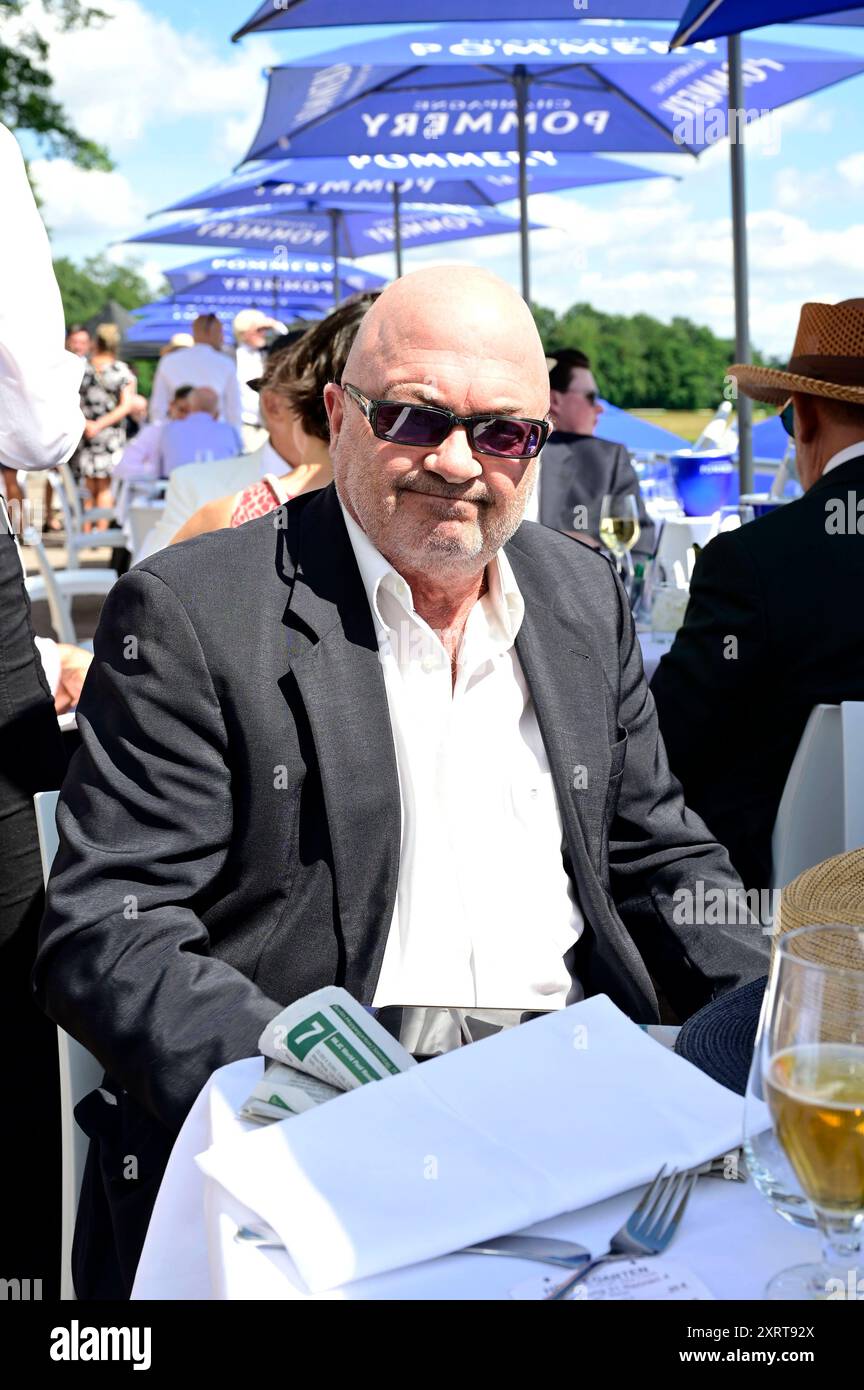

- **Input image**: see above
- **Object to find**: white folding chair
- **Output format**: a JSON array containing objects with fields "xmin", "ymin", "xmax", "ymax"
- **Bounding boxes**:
[
  {"xmin": 33, "ymin": 790, "xmax": 104, "ymax": 1302},
  {"xmin": 22, "ymin": 526, "xmax": 116, "ymax": 646},
  {"xmin": 771, "ymin": 702, "xmax": 864, "ymax": 890},
  {"xmin": 46, "ymin": 465, "xmax": 128, "ymax": 569}
]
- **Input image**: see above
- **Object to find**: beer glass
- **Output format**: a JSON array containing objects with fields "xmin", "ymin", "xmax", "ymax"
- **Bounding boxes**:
[{"xmin": 762, "ymin": 924, "xmax": 864, "ymax": 1299}]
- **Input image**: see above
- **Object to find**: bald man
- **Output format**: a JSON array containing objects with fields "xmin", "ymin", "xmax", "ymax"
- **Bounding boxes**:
[
  {"xmin": 154, "ymin": 385, "xmax": 242, "ymax": 477},
  {"xmin": 36, "ymin": 268, "xmax": 767, "ymax": 1297}
]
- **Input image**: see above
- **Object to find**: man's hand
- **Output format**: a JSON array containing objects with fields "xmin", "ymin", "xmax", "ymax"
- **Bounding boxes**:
[{"xmin": 54, "ymin": 644, "xmax": 93, "ymax": 713}]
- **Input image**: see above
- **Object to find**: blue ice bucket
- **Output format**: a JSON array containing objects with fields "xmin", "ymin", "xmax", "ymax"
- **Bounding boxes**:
[{"xmin": 670, "ymin": 449, "xmax": 738, "ymax": 517}]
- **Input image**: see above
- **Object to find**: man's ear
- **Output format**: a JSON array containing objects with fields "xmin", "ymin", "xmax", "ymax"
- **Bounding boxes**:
[
  {"xmin": 792, "ymin": 391, "xmax": 819, "ymax": 444},
  {"xmin": 323, "ymin": 382, "xmax": 344, "ymax": 446}
]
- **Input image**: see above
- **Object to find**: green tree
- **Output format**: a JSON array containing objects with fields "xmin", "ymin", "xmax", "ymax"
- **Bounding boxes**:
[
  {"xmin": 532, "ymin": 299, "xmax": 751, "ymax": 411},
  {"xmin": 54, "ymin": 254, "xmax": 166, "ymax": 324},
  {"xmin": 1, "ymin": 0, "xmax": 111, "ymax": 168}
]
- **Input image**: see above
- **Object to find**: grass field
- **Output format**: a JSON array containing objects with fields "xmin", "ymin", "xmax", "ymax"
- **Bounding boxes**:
[{"xmin": 627, "ymin": 407, "xmax": 771, "ymax": 443}]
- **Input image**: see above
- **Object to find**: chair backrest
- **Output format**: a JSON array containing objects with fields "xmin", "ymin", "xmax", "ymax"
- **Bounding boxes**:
[
  {"xmin": 33, "ymin": 790, "xmax": 104, "ymax": 1301},
  {"xmin": 771, "ymin": 703, "xmax": 864, "ymax": 890},
  {"xmin": 21, "ymin": 527, "xmax": 77, "ymax": 644}
]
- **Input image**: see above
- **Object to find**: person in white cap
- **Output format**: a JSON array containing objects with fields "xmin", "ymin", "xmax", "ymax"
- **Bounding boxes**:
[{"xmin": 233, "ymin": 308, "xmax": 285, "ymax": 452}]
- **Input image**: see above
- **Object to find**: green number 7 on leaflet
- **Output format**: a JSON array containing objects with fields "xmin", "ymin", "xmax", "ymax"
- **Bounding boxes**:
[{"xmin": 283, "ymin": 1012, "xmax": 336, "ymax": 1061}]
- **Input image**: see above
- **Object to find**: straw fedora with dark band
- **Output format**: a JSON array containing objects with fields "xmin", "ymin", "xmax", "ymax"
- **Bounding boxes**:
[
  {"xmin": 674, "ymin": 847, "xmax": 864, "ymax": 1094},
  {"xmin": 728, "ymin": 298, "xmax": 864, "ymax": 408}
]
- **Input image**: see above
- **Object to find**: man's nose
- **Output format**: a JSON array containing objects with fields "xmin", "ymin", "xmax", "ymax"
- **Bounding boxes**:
[
  {"xmin": 595, "ymin": 398, "xmax": 604, "ymax": 417},
  {"xmin": 423, "ymin": 425, "xmax": 483, "ymax": 482}
]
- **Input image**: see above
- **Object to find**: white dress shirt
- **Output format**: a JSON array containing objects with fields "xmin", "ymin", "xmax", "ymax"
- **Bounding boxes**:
[
  {"xmin": 149, "ymin": 344, "xmax": 243, "ymax": 430},
  {"xmin": 156, "ymin": 413, "xmax": 241, "ymax": 475},
  {"xmin": 0, "ymin": 123, "xmax": 84, "ymax": 470},
  {"xmin": 821, "ymin": 438, "xmax": 864, "ymax": 478},
  {"xmin": 339, "ymin": 501, "xmax": 583, "ymax": 1054}
]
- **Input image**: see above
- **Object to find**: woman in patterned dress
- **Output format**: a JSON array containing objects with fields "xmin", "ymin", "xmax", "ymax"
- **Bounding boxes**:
[
  {"xmin": 169, "ymin": 293, "xmax": 378, "ymax": 544},
  {"xmin": 77, "ymin": 324, "xmax": 138, "ymax": 528}
]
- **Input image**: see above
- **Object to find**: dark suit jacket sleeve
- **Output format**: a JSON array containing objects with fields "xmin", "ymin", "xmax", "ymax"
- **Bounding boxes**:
[
  {"xmin": 649, "ymin": 529, "xmax": 768, "ymax": 795},
  {"xmin": 609, "ymin": 444, "xmax": 656, "ymax": 558},
  {"xmin": 34, "ymin": 568, "xmax": 282, "ymax": 1131},
  {"xmin": 609, "ymin": 563, "xmax": 769, "ymax": 1014}
]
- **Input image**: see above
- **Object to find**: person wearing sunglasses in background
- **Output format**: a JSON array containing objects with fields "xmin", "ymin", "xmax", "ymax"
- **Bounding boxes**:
[
  {"xmin": 35, "ymin": 267, "xmax": 766, "ymax": 1298},
  {"xmin": 533, "ymin": 347, "xmax": 655, "ymax": 558},
  {"xmin": 651, "ymin": 299, "xmax": 864, "ymax": 895}
]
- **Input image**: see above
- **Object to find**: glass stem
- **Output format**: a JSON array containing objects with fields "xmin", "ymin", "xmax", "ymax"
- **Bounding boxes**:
[
  {"xmin": 621, "ymin": 550, "xmax": 635, "ymax": 594},
  {"xmin": 817, "ymin": 1213, "xmax": 861, "ymax": 1294}
]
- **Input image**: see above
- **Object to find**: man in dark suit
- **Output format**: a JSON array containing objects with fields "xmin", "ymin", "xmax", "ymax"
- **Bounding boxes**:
[
  {"xmin": 35, "ymin": 266, "xmax": 766, "ymax": 1299},
  {"xmin": 651, "ymin": 298, "xmax": 864, "ymax": 893},
  {"xmin": 539, "ymin": 348, "xmax": 655, "ymax": 558}
]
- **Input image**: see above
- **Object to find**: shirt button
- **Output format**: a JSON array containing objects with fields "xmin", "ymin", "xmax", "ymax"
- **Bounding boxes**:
[{"xmin": 421, "ymin": 654, "xmax": 438, "ymax": 673}]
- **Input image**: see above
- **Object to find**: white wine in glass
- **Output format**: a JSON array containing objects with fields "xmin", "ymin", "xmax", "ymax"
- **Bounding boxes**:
[
  {"xmin": 762, "ymin": 924, "xmax": 864, "ymax": 1300},
  {"xmin": 599, "ymin": 494, "xmax": 640, "ymax": 588}
]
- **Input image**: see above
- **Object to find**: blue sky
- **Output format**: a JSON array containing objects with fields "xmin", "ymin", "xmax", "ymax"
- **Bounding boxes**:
[{"xmin": 20, "ymin": 1, "xmax": 864, "ymax": 356}]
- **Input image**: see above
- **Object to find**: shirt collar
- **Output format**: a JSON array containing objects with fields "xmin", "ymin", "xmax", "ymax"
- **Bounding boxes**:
[
  {"xmin": 821, "ymin": 439, "xmax": 864, "ymax": 478},
  {"xmin": 337, "ymin": 495, "xmax": 524, "ymax": 645}
]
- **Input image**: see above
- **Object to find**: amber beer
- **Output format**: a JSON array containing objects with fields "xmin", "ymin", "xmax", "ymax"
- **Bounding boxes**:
[{"xmin": 766, "ymin": 1044, "xmax": 864, "ymax": 1212}]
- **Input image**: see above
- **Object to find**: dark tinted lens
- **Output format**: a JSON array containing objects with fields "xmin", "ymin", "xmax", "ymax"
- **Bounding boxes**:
[
  {"xmin": 472, "ymin": 416, "xmax": 540, "ymax": 458},
  {"xmin": 779, "ymin": 402, "xmax": 795, "ymax": 437},
  {"xmin": 374, "ymin": 402, "xmax": 450, "ymax": 447}
]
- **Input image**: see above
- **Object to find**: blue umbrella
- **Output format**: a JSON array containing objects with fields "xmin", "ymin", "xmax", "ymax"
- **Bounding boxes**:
[
  {"xmin": 138, "ymin": 293, "xmax": 327, "ymax": 318},
  {"xmin": 595, "ymin": 402, "xmax": 688, "ymax": 454},
  {"xmin": 243, "ymin": 22, "xmax": 864, "ymax": 296},
  {"xmin": 243, "ymin": 18, "xmax": 864, "ymax": 487},
  {"xmin": 126, "ymin": 203, "xmax": 547, "ymax": 297},
  {"xmin": 164, "ymin": 253, "xmax": 387, "ymax": 304},
  {"xmin": 232, "ymin": 1, "xmax": 685, "ymax": 40},
  {"xmin": 672, "ymin": 2, "xmax": 864, "ymax": 46},
  {"xmin": 163, "ymin": 152, "xmax": 665, "ymax": 216},
  {"xmin": 160, "ymin": 151, "xmax": 665, "ymax": 277}
]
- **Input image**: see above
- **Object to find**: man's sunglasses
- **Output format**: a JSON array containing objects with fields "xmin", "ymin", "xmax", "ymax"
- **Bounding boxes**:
[
  {"xmin": 564, "ymin": 388, "xmax": 599, "ymax": 406},
  {"xmin": 779, "ymin": 398, "xmax": 795, "ymax": 437},
  {"xmin": 343, "ymin": 383, "xmax": 549, "ymax": 460}
]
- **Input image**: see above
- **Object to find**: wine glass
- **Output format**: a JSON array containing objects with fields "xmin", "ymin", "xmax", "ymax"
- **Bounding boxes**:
[
  {"xmin": 762, "ymin": 924, "xmax": 864, "ymax": 1300},
  {"xmin": 599, "ymin": 494, "xmax": 641, "ymax": 590}
]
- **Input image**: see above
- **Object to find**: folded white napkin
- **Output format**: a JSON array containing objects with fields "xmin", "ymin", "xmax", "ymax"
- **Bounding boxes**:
[{"xmin": 196, "ymin": 995, "xmax": 745, "ymax": 1293}]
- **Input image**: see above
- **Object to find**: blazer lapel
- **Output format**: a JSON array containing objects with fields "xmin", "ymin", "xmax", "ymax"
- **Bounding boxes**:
[{"xmin": 277, "ymin": 487, "xmax": 401, "ymax": 998}]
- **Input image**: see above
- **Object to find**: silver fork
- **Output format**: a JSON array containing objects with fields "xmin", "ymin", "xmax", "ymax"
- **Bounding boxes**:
[
  {"xmin": 544, "ymin": 1166, "xmax": 697, "ymax": 1300},
  {"xmin": 235, "ymin": 1223, "xmax": 592, "ymax": 1271}
]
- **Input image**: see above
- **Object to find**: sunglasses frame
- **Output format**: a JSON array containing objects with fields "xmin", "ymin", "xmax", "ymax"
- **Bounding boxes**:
[{"xmin": 342, "ymin": 382, "xmax": 550, "ymax": 460}]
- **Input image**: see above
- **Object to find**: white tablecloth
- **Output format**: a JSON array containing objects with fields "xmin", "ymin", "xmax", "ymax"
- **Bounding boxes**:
[{"xmin": 132, "ymin": 1057, "xmax": 815, "ymax": 1301}]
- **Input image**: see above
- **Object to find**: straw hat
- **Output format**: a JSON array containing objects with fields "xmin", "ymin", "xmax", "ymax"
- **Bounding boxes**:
[
  {"xmin": 729, "ymin": 298, "xmax": 864, "ymax": 408},
  {"xmin": 675, "ymin": 848, "xmax": 864, "ymax": 1094}
]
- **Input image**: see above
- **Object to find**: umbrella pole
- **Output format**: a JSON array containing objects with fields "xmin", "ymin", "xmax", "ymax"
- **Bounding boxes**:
[
  {"xmin": 513, "ymin": 65, "xmax": 531, "ymax": 305},
  {"xmin": 728, "ymin": 35, "xmax": 753, "ymax": 495},
  {"xmin": 330, "ymin": 209, "xmax": 342, "ymax": 307},
  {"xmin": 392, "ymin": 182, "xmax": 404, "ymax": 279}
]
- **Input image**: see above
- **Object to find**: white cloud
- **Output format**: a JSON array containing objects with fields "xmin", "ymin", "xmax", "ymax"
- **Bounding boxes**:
[
  {"xmin": 29, "ymin": 157, "xmax": 144, "ymax": 237},
  {"xmin": 19, "ymin": 0, "xmax": 278, "ymax": 158},
  {"xmin": 837, "ymin": 152, "xmax": 864, "ymax": 190},
  {"xmin": 357, "ymin": 178, "xmax": 860, "ymax": 358}
]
